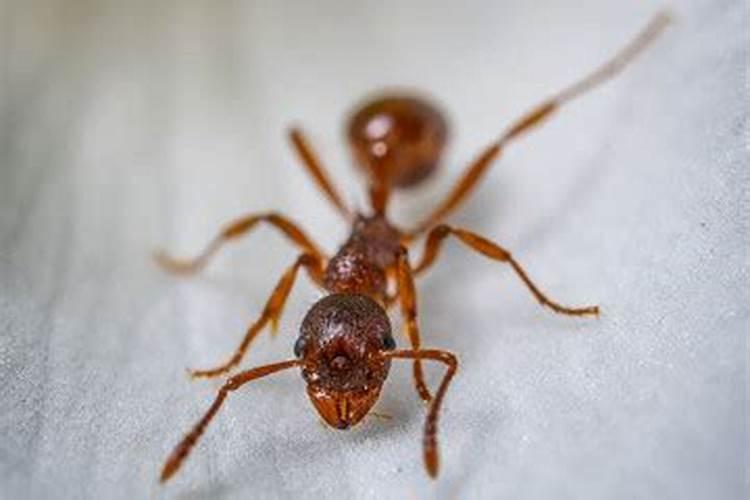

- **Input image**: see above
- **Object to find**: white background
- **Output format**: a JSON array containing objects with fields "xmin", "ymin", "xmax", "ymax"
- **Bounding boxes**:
[{"xmin": 0, "ymin": 1, "xmax": 745, "ymax": 499}]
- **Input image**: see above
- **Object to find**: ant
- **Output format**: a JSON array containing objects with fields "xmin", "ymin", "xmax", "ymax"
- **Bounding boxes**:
[{"xmin": 157, "ymin": 13, "xmax": 670, "ymax": 484}]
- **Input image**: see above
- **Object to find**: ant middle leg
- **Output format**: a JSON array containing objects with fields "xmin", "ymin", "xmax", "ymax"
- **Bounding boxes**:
[
  {"xmin": 155, "ymin": 211, "xmax": 324, "ymax": 275},
  {"xmin": 160, "ymin": 358, "xmax": 301, "ymax": 483},
  {"xmin": 407, "ymin": 12, "xmax": 671, "ymax": 236},
  {"xmin": 395, "ymin": 247, "xmax": 433, "ymax": 402},
  {"xmin": 414, "ymin": 225, "xmax": 599, "ymax": 317},
  {"xmin": 190, "ymin": 253, "xmax": 325, "ymax": 379}
]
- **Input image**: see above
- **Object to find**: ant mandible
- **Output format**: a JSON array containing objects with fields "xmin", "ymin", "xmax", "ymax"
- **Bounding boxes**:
[{"xmin": 157, "ymin": 13, "xmax": 670, "ymax": 483}]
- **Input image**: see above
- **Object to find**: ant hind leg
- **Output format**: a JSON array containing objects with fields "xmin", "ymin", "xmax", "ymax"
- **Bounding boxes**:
[
  {"xmin": 289, "ymin": 127, "xmax": 353, "ymax": 220},
  {"xmin": 407, "ymin": 12, "xmax": 671, "ymax": 237}
]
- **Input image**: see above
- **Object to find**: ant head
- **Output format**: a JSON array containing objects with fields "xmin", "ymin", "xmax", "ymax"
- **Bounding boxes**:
[
  {"xmin": 295, "ymin": 293, "xmax": 395, "ymax": 429},
  {"xmin": 347, "ymin": 94, "xmax": 448, "ymax": 188}
]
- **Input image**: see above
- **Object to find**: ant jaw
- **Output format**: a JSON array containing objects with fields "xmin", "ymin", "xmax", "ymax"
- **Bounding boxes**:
[{"xmin": 306, "ymin": 385, "xmax": 383, "ymax": 431}]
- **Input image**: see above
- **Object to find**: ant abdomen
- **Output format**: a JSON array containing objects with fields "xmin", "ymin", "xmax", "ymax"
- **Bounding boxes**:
[{"xmin": 347, "ymin": 94, "xmax": 448, "ymax": 188}]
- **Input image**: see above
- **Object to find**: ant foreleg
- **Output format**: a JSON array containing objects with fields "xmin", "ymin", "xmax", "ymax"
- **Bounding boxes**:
[
  {"xmin": 160, "ymin": 359, "xmax": 301, "ymax": 483},
  {"xmin": 385, "ymin": 348, "xmax": 458, "ymax": 478}
]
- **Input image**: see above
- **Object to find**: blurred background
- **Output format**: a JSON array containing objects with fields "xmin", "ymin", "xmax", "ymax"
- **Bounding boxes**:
[{"xmin": 0, "ymin": 1, "xmax": 745, "ymax": 499}]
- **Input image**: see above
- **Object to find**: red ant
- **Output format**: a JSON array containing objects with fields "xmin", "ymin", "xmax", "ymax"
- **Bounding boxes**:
[{"xmin": 157, "ymin": 13, "xmax": 670, "ymax": 483}]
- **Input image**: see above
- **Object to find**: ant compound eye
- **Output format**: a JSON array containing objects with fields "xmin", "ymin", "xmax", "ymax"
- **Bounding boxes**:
[
  {"xmin": 383, "ymin": 334, "xmax": 396, "ymax": 350},
  {"xmin": 293, "ymin": 336, "xmax": 307, "ymax": 358}
]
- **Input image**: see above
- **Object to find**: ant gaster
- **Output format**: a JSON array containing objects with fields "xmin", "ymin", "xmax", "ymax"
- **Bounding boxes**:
[{"xmin": 157, "ymin": 13, "xmax": 670, "ymax": 483}]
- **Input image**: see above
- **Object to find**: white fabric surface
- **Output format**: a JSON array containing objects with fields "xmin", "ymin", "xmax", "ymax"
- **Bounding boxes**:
[{"xmin": 0, "ymin": 1, "xmax": 745, "ymax": 499}]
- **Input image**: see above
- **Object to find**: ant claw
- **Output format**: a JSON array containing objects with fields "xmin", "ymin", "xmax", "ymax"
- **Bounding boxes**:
[{"xmin": 153, "ymin": 249, "xmax": 202, "ymax": 275}]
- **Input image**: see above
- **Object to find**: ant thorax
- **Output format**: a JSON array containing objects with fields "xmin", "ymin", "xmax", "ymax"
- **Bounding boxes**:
[{"xmin": 323, "ymin": 214, "xmax": 402, "ymax": 300}]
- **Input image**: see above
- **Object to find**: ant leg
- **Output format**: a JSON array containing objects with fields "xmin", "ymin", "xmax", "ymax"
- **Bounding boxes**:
[
  {"xmin": 385, "ymin": 348, "xmax": 458, "ymax": 478},
  {"xmin": 396, "ymin": 247, "xmax": 433, "ymax": 402},
  {"xmin": 160, "ymin": 358, "xmax": 300, "ymax": 483},
  {"xmin": 190, "ymin": 253, "xmax": 325, "ymax": 379},
  {"xmin": 415, "ymin": 225, "xmax": 598, "ymax": 316},
  {"xmin": 289, "ymin": 128, "xmax": 353, "ymax": 220},
  {"xmin": 155, "ymin": 212, "xmax": 325, "ymax": 275},
  {"xmin": 407, "ymin": 12, "xmax": 671, "ymax": 236}
]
